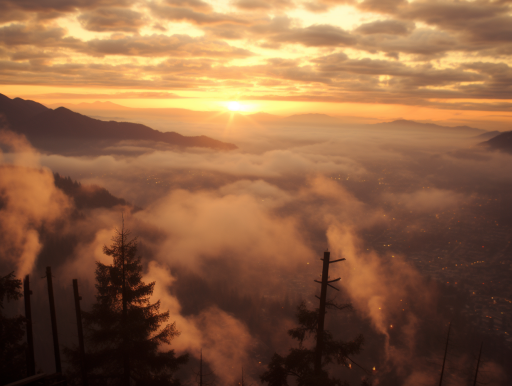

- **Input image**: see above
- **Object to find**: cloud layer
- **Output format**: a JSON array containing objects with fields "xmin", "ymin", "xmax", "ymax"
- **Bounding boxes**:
[{"xmin": 0, "ymin": 0, "xmax": 511, "ymax": 112}]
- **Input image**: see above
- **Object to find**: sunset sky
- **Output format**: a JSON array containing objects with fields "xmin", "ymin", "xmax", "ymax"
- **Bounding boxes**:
[{"xmin": 1, "ymin": 0, "xmax": 511, "ymax": 124}]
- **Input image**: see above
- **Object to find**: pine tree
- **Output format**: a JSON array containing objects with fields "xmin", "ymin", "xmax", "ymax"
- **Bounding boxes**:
[
  {"xmin": 0, "ymin": 272, "xmax": 26, "ymax": 385},
  {"xmin": 260, "ymin": 301, "xmax": 364, "ymax": 386},
  {"xmin": 80, "ymin": 226, "xmax": 188, "ymax": 386}
]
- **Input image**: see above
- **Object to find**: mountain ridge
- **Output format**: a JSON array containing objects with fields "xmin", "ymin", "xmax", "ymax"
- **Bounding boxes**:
[
  {"xmin": 481, "ymin": 130, "xmax": 512, "ymax": 153},
  {"xmin": 0, "ymin": 94, "xmax": 237, "ymax": 153}
]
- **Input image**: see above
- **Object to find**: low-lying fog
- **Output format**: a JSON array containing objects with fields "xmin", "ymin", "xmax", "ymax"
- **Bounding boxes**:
[{"xmin": 1, "ymin": 108, "xmax": 511, "ymax": 386}]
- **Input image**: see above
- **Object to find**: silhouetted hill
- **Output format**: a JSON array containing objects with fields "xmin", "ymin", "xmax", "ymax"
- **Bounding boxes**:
[
  {"xmin": 54, "ymin": 173, "xmax": 128, "ymax": 209},
  {"xmin": 474, "ymin": 130, "xmax": 501, "ymax": 141},
  {"xmin": 49, "ymin": 101, "xmax": 131, "ymax": 110},
  {"xmin": 374, "ymin": 119, "xmax": 484, "ymax": 135},
  {"xmin": 246, "ymin": 112, "xmax": 282, "ymax": 122},
  {"xmin": 0, "ymin": 94, "xmax": 237, "ymax": 153},
  {"xmin": 282, "ymin": 113, "xmax": 342, "ymax": 125},
  {"xmin": 481, "ymin": 131, "xmax": 512, "ymax": 153}
]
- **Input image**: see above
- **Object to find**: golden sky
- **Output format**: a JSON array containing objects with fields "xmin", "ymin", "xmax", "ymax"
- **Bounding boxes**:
[{"xmin": 1, "ymin": 0, "xmax": 512, "ymax": 122}]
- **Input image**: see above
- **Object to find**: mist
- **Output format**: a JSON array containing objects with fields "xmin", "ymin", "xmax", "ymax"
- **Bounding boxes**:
[{"xmin": 1, "ymin": 109, "xmax": 511, "ymax": 386}]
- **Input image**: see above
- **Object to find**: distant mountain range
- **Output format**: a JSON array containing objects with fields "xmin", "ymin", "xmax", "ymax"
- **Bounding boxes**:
[
  {"xmin": 0, "ymin": 94, "xmax": 237, "ymax": 154},
  {"xmin": 372, "ymin": 119, "xmax": 485, "ymax": 135},
  {"xmin": 48, "ymin": 101, "xmax": 491, "ymax": 136},
  {"xmin": 481, "ymin": 131, "xmax": 512, "ymax": 153},
  {"xmin": 54, "ymin": 173, "xmax": 128, "ymax": 210}
]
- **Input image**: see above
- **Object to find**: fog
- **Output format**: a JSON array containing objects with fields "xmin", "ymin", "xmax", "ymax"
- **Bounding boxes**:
[{"xmin": 1, "ymin": 109, "xmax": 511, "ymax": 385}]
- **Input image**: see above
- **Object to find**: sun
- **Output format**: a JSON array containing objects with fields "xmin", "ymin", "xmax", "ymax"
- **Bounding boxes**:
[{"xmin": 227, "ymin": 101, "xmax": 241, "ymax": 111}]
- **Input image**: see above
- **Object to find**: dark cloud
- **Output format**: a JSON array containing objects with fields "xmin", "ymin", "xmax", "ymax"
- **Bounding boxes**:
[
  {"xmin": 232, "ymin": 0, "xmax": 295, "ymax": 11},
  {"xmin": 10, "ymin": 48, "xmax": 58, "ymax": 61},
  {"xmin": 0, "ymin": 9, "xmax": 30, "ymax": 23},
  {"xmin": 78, "ymin": 7, "xmax": 148, "ymax": 33},
  {"xmin": 403, "ymin": 0, "xmax": 507, "ymax": 28},
  {"xmin": 84, "ymin": 34, "xmax": 254, "ymax": 58},
  {"xmin": 164, "ymin": 0, "xmax": 212, "ymax": 11},
  {"xmin": 302, "ymin": 2, "xmax": 329, "ymax": 13},
  {"xmin": 0, "ymin": 60, "xmax": 206, "ymax": 89},
  {"xmin": 202, "ymin": 24, "xmax": 245, "ymax": 40},
  {"xmin": 303, "ymin": 0, "xmax": 354, "ymax": 13},
  {"xmin": 0, "ymin": 24, "xmax": 82, "ymax": 49},
  {"xmin": 458, "ymin": 62, "xmax": 512, "ymax": 99},
  {"xmin": 0, "ymin": 0, "xmax": 134, "ymax": 12},
  {"xmin": 150, "ymin": 4, "xmax": 247, "ymax": 25},
  {"xmin": 203, "ymin": 15, "xmax": 291, "ymax": 41},
  {"xmin": 270, "ymin": 24, "xmax": 357, "ymax": 47},
  {"xmin": 152, "ymin": 23, "xmax": 167, "ymax": 32},
  {"xmin": 358, "ymin": 0, "xmax": 407, "ymax": 13},
  {"xmin": 357, "ymin": 28, "xmax": 460, "ymax": 59},
  {"xmin": 0, "ymin": 23, "xmax": 64, "ymax": 46},
  {"xmin": 356, "ymin": 0, "xmax": 512, "ymax": 54},
  {"xmin": 402, "ymin": 1, "xmax": 512, "ymax": 45},
  {"xmin": 356, "ymin": 19, "xmax": 414, "ymax": 36},
  {"xmin": 0, "ymin": 0, "xmax": 135, "ymax": 21},
  {"xmin": 313, "ymin": 53, "xmax": 486, "ymax": 87}
]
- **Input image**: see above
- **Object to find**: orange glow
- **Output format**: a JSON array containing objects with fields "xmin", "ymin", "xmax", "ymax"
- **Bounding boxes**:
[{"xmin": 3, "ymin": 84, "xmax": 512, "ymax": 130}]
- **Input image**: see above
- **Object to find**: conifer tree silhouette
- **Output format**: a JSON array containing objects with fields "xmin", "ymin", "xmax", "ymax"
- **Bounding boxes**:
[
  {"xmin": 0, "ymin": 272, "xmax": 26, "ymax": 385},
  {"xmin": 260, "ymin": 301, "xmax": 363, "ymax": 386},
  {"xmin": 72, "ymin": 225, "xmax": 187, "ymax": 386},
  {"xmin": 261, "ymin": 251, "xmax": 365, "ymax": 386}
]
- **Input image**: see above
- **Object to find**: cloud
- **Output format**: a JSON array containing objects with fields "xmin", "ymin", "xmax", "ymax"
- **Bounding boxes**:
[
  {"xmin": 0, "ymin": 23, "xmax": 79, "ymax": 48},
  {"xmin": 84, "ymin": 33, "xmax": 254, "ymax": 58},
  {"xmin": 383, "ymin": 188, "xmax": 465, "ymax": 213},
  {"xmin": 269, "ymin": 24, "xmax": 357, "ymax": 47},
  {"xmin": 78, "ymin": 7, "xmax": 148, "ymax": 33},
  {"xmin": 303, "ymin": 0, "xmax": 354, "ymax": 13},
  {"xmin": 357, "ymin": 28, "xmax": 461, "ymax": 59},
  {"xmin": 3, "ymin": 103, "xmax": 512, "ymax": 382},
  {"xmin": 150, "ymin": 3, "xmax": 248, "ymax": 25},
  {"xmin": 312, "ymin": 53, "xmax": 486, "ymax": 87},
  {"xmin": 232, "ymin": 0, "xmax": 295, "ymax": 11},
  {"xmin": 0, "ymin": 1, "xmax": 511, "ymax": 111},
  {"xmin": 327, "ymin": 224, "xmax": 436, "ymax": 375},
  {"xmin": 0, "ymin": 0, "xmax": 136, "ymax": 22},
  {"xmin": 0, "ymin": 0, "xmax": 135, "ymax": 13},
  {"xmin": 135, "ymin": 186, "xmax": 314, "ymax": 272},
  {"xmin": 164, "ymin": 0, "xmax": 212, "ymax": 11},
  {"xmin": 355, "ymin": 19, "xmax": 414, "ymax": 36},
  {"xmin": 358, "ymin": 0, "xmax": 407, "ymax": 13},
  {"xmin": 143, "ymin": 262, "xmax": 256, "ymax": 385},
  {"xmin": 60, "ymin": 224, "xmax": 257, "ymax": 385},
  {"xmin": 0, "ymin": 131, "xmax": 71, "ymax": 277}
]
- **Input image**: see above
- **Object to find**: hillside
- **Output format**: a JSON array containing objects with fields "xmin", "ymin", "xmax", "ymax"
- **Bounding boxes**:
[
  {"xmin": 373, "ymin": 119, "xmax": 485, "ymax": 135},
  {"xmin": 0, "ymin": 94, "xmax": 237, "ymax": 154},
  {"xmin": 482, "ymin": 130, "xmax": 512, "ymax": 153},
  {"xmin": 53, "ymin": 173, "xmax": 128, "ymax": 210}
]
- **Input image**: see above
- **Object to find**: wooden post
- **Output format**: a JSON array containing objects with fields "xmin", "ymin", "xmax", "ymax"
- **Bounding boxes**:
[
  {"xmin": 472, "ymin": 342, "xmax": 483, "ymax": 386},
  {"xmin": 121, "ymin": 219, "xmax": 130, "ymax": 386},
  {"xmin": 73, "ymin": 279, "xmax": 88, "ymax": 386},
  {"xmin": 438, "ymin": 322, "xmax": 451, "ymax": 386},
  {"xmin": 313, "ymin": 251, "xmax": 344, "ymax": 377},
  {"xmin": 199, "ymin": 349, "xmax": 203, "ymax": 386},
  {"xmin": 23, "ymin": 275, "xmax": 35, "ymax": 376},
  {"xmin": 314, "ymin": 251, "xmax": 330, "ymax": 375},
  {"xmin": 46, "ymin": 267, "xmax": 62, "ymax": 374}
]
